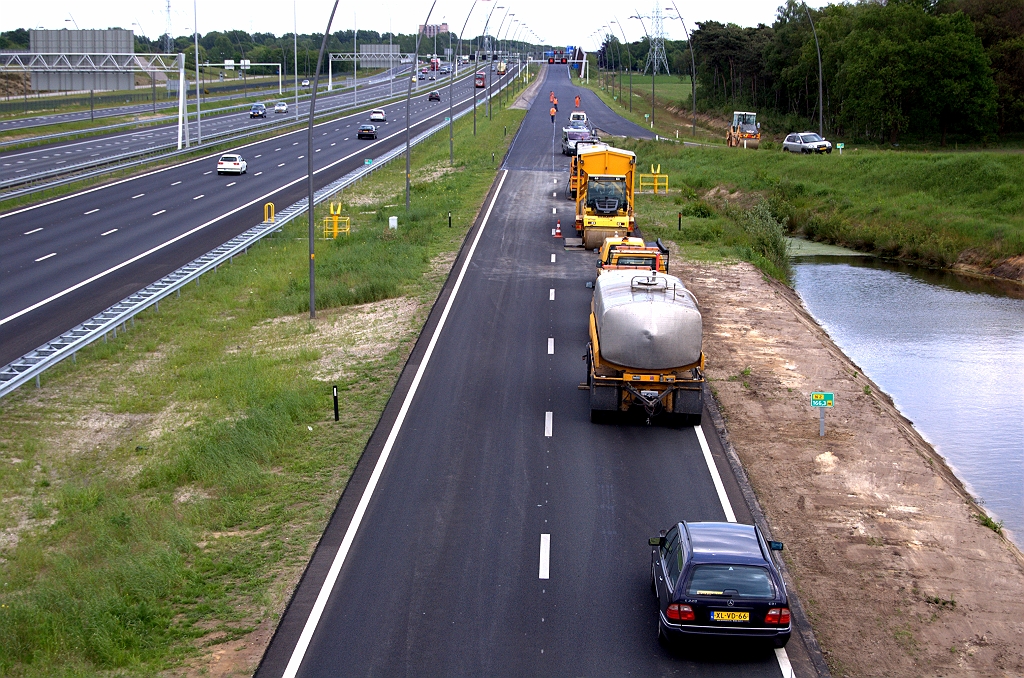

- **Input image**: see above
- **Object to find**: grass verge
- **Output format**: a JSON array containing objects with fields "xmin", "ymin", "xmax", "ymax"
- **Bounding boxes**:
[{"xmin": 0, "ymin": 92, "xmax": 525, "ymax": 676}]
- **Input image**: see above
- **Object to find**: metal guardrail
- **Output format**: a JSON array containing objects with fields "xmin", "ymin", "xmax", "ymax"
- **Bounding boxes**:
[
  {"xmin": 0, "ymin": 72, "xmax": 472, "ymax": 200},
  {"xmin": 0, "ymin": 71, "xmax": 514, "ymax": 399}
]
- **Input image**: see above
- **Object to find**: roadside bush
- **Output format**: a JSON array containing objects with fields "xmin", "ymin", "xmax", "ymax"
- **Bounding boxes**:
[{"xmin": 742, "ymin": 201, "xmax": 791, "ymax": 281}]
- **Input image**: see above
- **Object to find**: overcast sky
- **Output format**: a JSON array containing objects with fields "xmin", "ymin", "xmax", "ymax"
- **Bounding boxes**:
[{"xmin": 3, "ymin": 0, "xmax": 825, "ymax": 47}]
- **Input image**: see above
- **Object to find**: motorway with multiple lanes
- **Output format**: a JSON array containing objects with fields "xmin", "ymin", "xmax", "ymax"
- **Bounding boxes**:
[
  {"xmin": 0, "ymin": 66, "xmax": 425, "ymax": 184},
  {"xmin": 0, "ymin": 64, "xmax": 519, "ymax": 365},
  {"xmin": 254, "ymin": 66, "xmax": 812, "ymax": 677}
]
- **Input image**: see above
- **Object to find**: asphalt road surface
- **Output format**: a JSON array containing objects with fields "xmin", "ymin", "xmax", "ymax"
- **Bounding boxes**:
[
  {"xmin": 255, "ymin": 65, "xmax": 806, "ymax": 677},
  {"xmin": 0, "ymin": 65, "xmax": 520, "ymax": 366},
  {"xmin": 0, "ymin": 66, "xmax": 440, "ymax": 184},
  {"xmin": 0, "ymin": 64, "xmax": 413, "ymax": 134}
]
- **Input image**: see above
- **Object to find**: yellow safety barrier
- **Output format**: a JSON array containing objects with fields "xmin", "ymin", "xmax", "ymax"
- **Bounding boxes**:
[
  {"xmin": 322, "ymin": 202, "xmax": 350, "ymax": 238},
  {"xmin": 264, "ymin": 202, "xmax": 275, "ymax": 222},
  {"xmin": 636, "ymin": 165, "xmax": 669, "ymax": 195}
]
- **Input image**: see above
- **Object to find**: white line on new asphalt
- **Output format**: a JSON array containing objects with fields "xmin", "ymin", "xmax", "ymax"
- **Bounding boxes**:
[
  {"xmin": 23, "ymin": 227, "xmax": 42, "ymax": 235},
  {"xmin": 131, "ymin": 193, "xmax": 144, "ymax": 199},
  {"xmin": 539, "ymin": 534, "xmax": 551, "ymax": 580},
  {"xmin": 193, "ymin": 195, "xmax": 204, "ymax": 200},
  {"xmin": 101, "ymin": 229, "xmax": 117, "ymax": 236},
  {"xmin": 694, "ymin": 423, "xmax": 794, "ymax": 676},
  {"xmin": 549, "ymin": 288, "xmax": 555, "ymax": 301},
  {"xmin": 550, "ymin": 254, "xmax": 556, "ymax": 263},
  {"xmin": 279, "ymin": 169, "xmax": 510, "ymax": 678},
  {"xmin": 84, "ymin": 208, "xmax": 99, "ymax": 215},
  {"xmin": 544, "ymin": 411, "xmax": 553, "ymax": 437},
  {"xmin": 171, "ymin": 181, "xmax": 181, "ymax": 186},
  {"xmin": 35, "ymin": 253, "xmax": 56, "ymax": 262},
  {"xmin": 548, "ymin": 338, "xmax": 554, "ymax": 355},
  {"xmin": 552, "ymin": 207, "xmax": 556, "ymax": 214},
  {"xmin": 152, "ymin": 210, "xmax": 166, "ymax": 216}
]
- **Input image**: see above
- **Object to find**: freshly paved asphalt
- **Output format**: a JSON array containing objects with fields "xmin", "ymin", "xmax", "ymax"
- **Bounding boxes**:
[
  {"xmin": 0, "ymin": 66, "xmax": 431, "ymax": 184},
  {"xmin": 0, "ymin": 66, "xmax": 519, "ymax": 365},
  {"xmin": 255, "ymin": 66, "xmax": 797, "ymax": 677}
]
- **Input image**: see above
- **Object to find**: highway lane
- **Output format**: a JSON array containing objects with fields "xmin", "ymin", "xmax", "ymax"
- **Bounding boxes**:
[
  {"xmin": 0, "ymin": 64, "xmax": 413, "ymax": 134},
  {"xmin": 256, "ymin": 65, "xmax": 794, "ymax": 677},
  {"xmin": 0, "ymin": 68, "xmax": 443, "ymax": 184},
  {"xmin": 0, "ymin": 66, "xmax": 522, "ymax": 365}
]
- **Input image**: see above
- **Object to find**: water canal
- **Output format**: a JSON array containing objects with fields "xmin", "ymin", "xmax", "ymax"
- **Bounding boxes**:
[{"xmin": 788, "ymin": 239, "xmax": 1024, "ymax": 547}]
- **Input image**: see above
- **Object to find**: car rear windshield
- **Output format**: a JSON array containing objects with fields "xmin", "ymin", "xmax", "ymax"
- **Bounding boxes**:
[
  {"xmin": 220, "ymin": 156, "xmax": 238, "ymax": 161},
  {"xmin": 567, "ymin": 131, "xmax": 590, "ymax": 140},
  {"xmin": 685, "ymin": 565, "xmax": 775, "ymax": 599}
]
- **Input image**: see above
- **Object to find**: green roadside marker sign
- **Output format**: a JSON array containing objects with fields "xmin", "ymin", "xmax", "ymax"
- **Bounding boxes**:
[
  {"xmin": 810, "ymin": 392, "xmax": 834, "ymax": 407},
  {"xmin": 836, "ymin": 143, "xmax": 844, "ymax": 149},
  {"xmin": 364, "ymin": 159, "xmax": 373, "ymax": 165},
  {"xmin": 811, "ymin": 392, "xmax": 834, "ymax": 436}
]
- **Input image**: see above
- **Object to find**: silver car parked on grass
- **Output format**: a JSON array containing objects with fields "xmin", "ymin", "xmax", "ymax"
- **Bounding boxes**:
[{"xmin": 782, "ymin": 132, "xmax": 832, "ymax": 154}]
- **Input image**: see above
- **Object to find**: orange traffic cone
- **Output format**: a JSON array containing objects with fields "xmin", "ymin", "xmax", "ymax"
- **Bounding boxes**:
[{"xmin": 554, "ymin": 220, "xmax": 562, "ymax": 238}]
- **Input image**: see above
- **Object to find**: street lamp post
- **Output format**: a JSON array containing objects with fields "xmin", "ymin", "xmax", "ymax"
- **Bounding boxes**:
[
  {"xmin": 480, "ymin": 3, "xmax": 504, "ymax": 122},
  {"xmin": 193, "ymin": 0, "xmax": 202, "ymax": 144},
  {"xmin": 407, "ymin": 0, "xmax": 440, "ymax": 211},
  {"xmin": 804, "ymin": 2, "xmax": 824, "ymax": 137},
  {"xmin": 490, "ymin": 6, "xmax": 511, "ymax": 120},
  {"xmin": 668, "ymin": 2, "xmax": 697, "ymax": 137},
  {"xmin": 453, "ymin": 0, "xmax": 479, "ymax": 158},
  {"xmin": 611, "ymin": 19, "xmax": 632, "ymax": 112}
]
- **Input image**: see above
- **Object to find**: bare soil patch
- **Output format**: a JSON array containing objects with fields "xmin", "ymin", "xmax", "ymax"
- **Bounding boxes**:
[{"xmin": 675, "ymin": 259, "xmax": 1024, "ymax": 676}]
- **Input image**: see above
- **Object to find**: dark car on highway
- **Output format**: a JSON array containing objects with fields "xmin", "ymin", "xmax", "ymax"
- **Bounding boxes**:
[
  {"xmin": 649, "ymin": 522, "xmax": 791, "ymax": 648},
  {"xmin": 428, "ymin": 90, "xmax": 441, "ymax": 102},
  {"xmin": 249, "ymin": 103, "xmax": 267, "ymax": 118},
  {"xmin": 357, "ymin": 124, "xmax": 377, "ymax": 140}
]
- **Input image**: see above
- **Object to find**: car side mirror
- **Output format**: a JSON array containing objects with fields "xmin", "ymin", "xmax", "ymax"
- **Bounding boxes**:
[
  {"xmin": 757, "ymin": 122, "xmax": 761, "ymax": 129},
  {"xmin": 649, "ymin": 537, "xmax": 665, "ymax": 547},
  {"xmin": 769, "ymin": 541, "xmax": 784, "ymax": 551},
  {"xmin": 596, "ymin": 260, "xmax": 603, "ymax": 268}
]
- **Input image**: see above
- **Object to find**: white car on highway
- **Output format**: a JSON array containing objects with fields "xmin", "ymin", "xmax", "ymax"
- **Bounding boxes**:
[
  {"xmin": 274, "ymin": 102, "xmax": 288, "ymax": 113},
  {"xmin": 369, "ymin": 109, "xmax": 386, "ymax": 122},
  {"xmin": 216, "ymin": 154, "xmax": 247, "ymax": 175}
]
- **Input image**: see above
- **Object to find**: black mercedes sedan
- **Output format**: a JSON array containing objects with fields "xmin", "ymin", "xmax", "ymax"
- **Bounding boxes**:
[
  {"xmin": 357, "ymin": 124, "xmax": 377, "ymax": 140},
  {"xmin": 649, "ymin": 521, "xmax": 791, "ymax": 647}
]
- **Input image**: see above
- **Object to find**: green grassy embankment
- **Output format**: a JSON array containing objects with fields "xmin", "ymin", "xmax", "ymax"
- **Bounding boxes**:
[
  {"xmin": 0, "ymin": 93, "xmax": 525, "ymax": 676},
  {"xmin": 622, "ymin": 138, "xmax": 1024, "ymax": 281}
]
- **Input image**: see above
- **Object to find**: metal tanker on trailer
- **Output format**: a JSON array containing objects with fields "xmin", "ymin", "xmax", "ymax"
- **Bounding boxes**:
[
  {"xmin": 573, "ymin": 145, "xmax": 637, "ymax": 249},
  {"xmin": 586, "ymin": 271, "xmax": 704, "ymax": 424}
]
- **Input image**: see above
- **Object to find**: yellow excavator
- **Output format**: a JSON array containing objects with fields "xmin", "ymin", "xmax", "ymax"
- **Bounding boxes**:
[{"xmin": 726, "ymin": 111, "xmax": 761, "ymax": 149}]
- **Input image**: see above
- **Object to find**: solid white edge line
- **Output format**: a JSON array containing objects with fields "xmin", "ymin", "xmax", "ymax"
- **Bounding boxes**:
[
  {"xmin": 279, "ymin": 169, "xmax": 510, "ymax": 678},
  {"xmin": 694, "ymin": 424, "xmax": 794, "ymax": 675},
  {"xmin": 539, "ymin": 534, "xmax": 551, "ymax": 580}
]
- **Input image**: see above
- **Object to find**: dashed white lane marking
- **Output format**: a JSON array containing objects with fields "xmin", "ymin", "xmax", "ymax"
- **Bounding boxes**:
[
  {"xmin": 278, "ymin": 170, "xmax": 511, "ymax": 678},
  {"xmin": 298, "ymin": 155, "xmax": 305, "ymax": 159},
  {"xmin": 226, "ymin": 182, "xmax": 236, "ymax": 187},
  {"xmin": 35, "ymin": 253, "xmax": 56, "ymax": 262},
  {"xmin": 552, "ymin": 207, "xmax": 556, "ymax": 214},
  {"xmin": 254, "ymin": 171, "xmax": 263, "ymax": 176},
  {"xmin": 292, "ymin": 142, "xmax": 298, "ymax": 145},
  {"xmin": 553, "ymin": 192, "xmax": 556, "ymax": 197},
  {"xmin": 539, "ymin": 534, "xmax": 551, "ymax": 579},
  {"xmin": 193, "ymin": 194, "xmax": 204, "ymax": 200},
  {"xmin": 331, "ymin": 142, "xmax": 336, "ymax": 146},
  {"xmin": 553, "ymin": 178, "xmax": 557, "ymax": 184},
  {"xmin": 171, "ymin": 180, "xmax": 181, "ymax": 186},
  {"xmin": 278, "ymin": 163, "xmax": 285, "ymax": 167},
  {"xmin": 274, "ymin": 147, "xmax": 281, "ymax": 151},
  {"xmin": 550, "ymin": 253, "xmax": 556, "ymax": 263},
  {"xmin": 548, "ymin": 338, "xmax": 554, "ymax": 354},
  {"xmin": 315, "ymin": 149, "xmax": 321, "ymax": 152},
  {"xmin": 101, "ymin": 229, "xmax": 117, "ymax": 236},
  {"xmin": 84, "ymin": 208, "xmax": 99, "ymax": 215},
  {"xmin": 776, "ymin": 649, "xmax": 795, "ymax": 677},
  {"xmin": 549, "ymin": 288, "xmax": 555, "ymax": 300},
  {"xmin": 255, "ymin": 154, "xmax": 262, "ymax": 158},
  {"xmin": 152, "ymin": 209, "xmax": 166, "ymax": 216},
  {"xmin": 24, "ymin": 227, "xmax": 43, "ymax": 235},
  {"xmin": 131, "ymin": 193, "xmax": 144, "ymax": 199},
  {"xmin": 203, "ymin": 170, "xmax": 212, "ymax": 175},
  {"xmin": 544, "ymin": 411, "xmax": 553, "ymax": 437}
]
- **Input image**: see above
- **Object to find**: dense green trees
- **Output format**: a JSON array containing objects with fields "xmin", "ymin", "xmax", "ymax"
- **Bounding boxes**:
[{"xmin": 602, "ymin": 0, "xmax": 1020, "ymax": 142}]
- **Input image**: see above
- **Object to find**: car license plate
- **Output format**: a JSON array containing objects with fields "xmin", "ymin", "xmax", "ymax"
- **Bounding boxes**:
[{"xmin": 712, "ymin": 610, "xmax": 749, "ymax": 622}]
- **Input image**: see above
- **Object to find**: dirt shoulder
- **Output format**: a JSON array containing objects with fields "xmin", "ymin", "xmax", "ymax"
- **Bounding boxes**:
[{"xmin": 675, "ymin": 259, "xmax": 1024, "ymax": 677}]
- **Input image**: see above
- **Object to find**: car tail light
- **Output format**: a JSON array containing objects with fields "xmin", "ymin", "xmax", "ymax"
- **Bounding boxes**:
[
  {"xmin": 765, "ymin": 608, "xmax": 790, "ymax": 625},
  {"xmin": 665, "ymin": 604, "xmax": 694, "ymax": 621}
]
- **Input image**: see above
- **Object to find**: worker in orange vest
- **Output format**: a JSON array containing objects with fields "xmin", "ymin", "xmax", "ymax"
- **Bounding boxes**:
[
  {"xmin": 550, "ymin": 106, "xmax": 556, "ymax": 123},
  {"xmin": 553, "ymin": 96, "xmax": 558, "ymax": 112},
  {"xmin": 575, "ymin": 94, "xmax": 581, "ymax": 108},
  {"xmin": 550, "ymin": 91, "xmax": 555, "ymax": 103}
]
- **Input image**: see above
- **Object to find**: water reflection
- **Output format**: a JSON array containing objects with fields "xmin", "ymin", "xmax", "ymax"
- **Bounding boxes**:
[{"xmin": 791, "ymin": 256, "xmax": 1024, "ymax": 546}]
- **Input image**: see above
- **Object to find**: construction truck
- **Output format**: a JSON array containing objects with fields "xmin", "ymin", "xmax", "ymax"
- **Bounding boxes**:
[
  {"xmin": 596, "ymin": 236, "xmax": 669, "ymax": 275},
  {"xmin": 497, "ymin": 61, "xmax": 507, "ymax": 75},
  {"xmin": 727, "ymin": 111, "xmax": 761, "ymax": 149},
  {"xmin": 573, "ymin": 144, "xmax": 637, "ymax": 249},
  {"xmin": 586, "ymin": 271, "xmax": 704, "ymax": 424}
]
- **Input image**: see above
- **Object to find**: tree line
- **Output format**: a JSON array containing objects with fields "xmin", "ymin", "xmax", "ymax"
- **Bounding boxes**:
[{"xmin": 598, "ymin": 0, "xmax": 1024, "ymax": 143}]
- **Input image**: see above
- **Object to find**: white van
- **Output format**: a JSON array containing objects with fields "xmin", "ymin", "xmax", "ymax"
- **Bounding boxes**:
[{"xmin": 569, "ymin": 110, "xmax": 588, "ymax": 125}]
